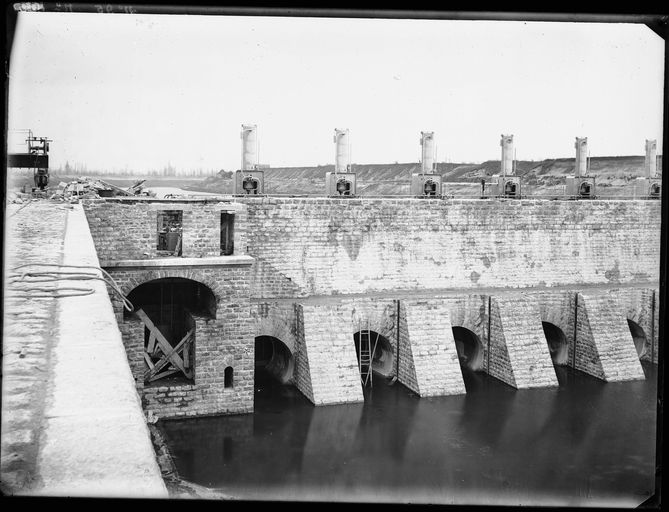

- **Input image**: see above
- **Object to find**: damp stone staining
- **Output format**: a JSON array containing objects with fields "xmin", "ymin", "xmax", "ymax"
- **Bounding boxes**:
[
  {"xmin": 49, "ymin": 129, "xmax": 661, "ymax": 423},
  {"xmin": 3, "ymin": 11, "xmax": 664, "ymax": 505},
  {"xmin": 4, "ymin": 127, "xmax": 661, "ymax": 504}
]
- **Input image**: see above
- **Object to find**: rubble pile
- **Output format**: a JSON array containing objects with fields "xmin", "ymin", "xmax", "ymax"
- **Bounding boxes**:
[{"xmin": 46, "ymin": 177, "xmax": 157, "ymax": 201}]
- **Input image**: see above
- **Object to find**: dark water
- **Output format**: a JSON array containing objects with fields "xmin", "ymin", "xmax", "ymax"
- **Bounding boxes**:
[{"xmin": 159, "ymin": 364, "xmax": 658, "ymax": 506}]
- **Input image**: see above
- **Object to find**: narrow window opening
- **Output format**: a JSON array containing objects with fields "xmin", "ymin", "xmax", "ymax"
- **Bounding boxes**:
[
  {"xmin": 157, "ymin": 210, "xmax": 183, "ymax": 257},
  {"xmin": 224, "ymin": 366, "xmax": 234, "ymax": 388},
  {"xmin": 221, "ymin": 212, "xmax": 235, "ymax": 255}
]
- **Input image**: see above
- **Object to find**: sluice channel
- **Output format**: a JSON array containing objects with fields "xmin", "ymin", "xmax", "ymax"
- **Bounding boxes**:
[{"xmin": 158, "ymin": 362, "xmax": 657, "ymax": 505}]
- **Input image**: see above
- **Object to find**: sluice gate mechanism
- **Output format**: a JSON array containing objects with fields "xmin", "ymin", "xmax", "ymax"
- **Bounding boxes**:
[
  {"xmin": 634, "ymin": 139, "xmax": 661, "ymax": 199},
  {"xmin": 566, "ymin": 137, "xmax": 596, "ymax": 199},
  {"xmin": 326, "ymin": 172, "xmax": 356, "ymax": 196},
  {"xmin": 327, "ymin": 128, "xmax": 357, "ymax": 197},
  {"xmin": 234, "ymin": 171, "xmax": 264, "ymax": 195},
  {"xmin": 234, "ymin": 123, "xmax": 265, "ymax": 195}
]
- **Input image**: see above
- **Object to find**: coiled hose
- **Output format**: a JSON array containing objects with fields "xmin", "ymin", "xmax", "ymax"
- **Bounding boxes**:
[{"xmin": 7, "ymin": 263, "xmax": 134, "ymax": 312}]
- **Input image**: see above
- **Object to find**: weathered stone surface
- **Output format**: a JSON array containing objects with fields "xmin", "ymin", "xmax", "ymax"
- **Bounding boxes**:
[
  {"xmin": 106, "ymin": 263, "xmax": 255, "ymax": 419},
  {"xmin": 35, "ymin": 204, "xmax": 167, "ymax": 498},
  {"xmin": 490, "ymin": 296, "xmax": 559, "ymax": 389},
  {"xmin": 296, "ymin": 304, "xmax": 364, "ymax": 405},
  {"xmin": 83, "ymin": 199, "xmax": 248, "ymax": 261},
  {"xmin": 575, "ymin": 291, "xmax": 646, "ymax": 382},
  {"xmin": 402, "ymin": 300, "xmax": 466, "ymax": 396},
  {"xmin": 78, "ymin": 198, "xmax": 659, "ymax": 418},
  {"xmin": 2, "ymin": 202, "xmax": 67, "ymax": 496},
  {"xmin": 240, "ymin": 198, "xmax": 660, "ymax": 298}
]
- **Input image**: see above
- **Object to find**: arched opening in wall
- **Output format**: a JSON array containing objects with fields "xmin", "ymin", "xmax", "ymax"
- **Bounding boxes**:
[
  {"xmin": 452, "ymin": 327, "xmax": 484, "ymax": 372},
  {"xmin": 542, "ymin": 322, "xmax": 569, "ymax": 367},
  {"xmin": 353, "ymin": 330, "xmax": 394, "ymax": 387},
  {"xmin": 627, "ymin": 319, "xmax": 648, "ymax": 360},
  {"xmin": 125, "ymin": 278, "xmax": 216, "ymax": 387},
  {"xmin": 254, "ymin": 336, "xmax": 295, "ymax": 385},
  {"xmin": 224, "ymin": 367, "xmax": 234, "ymax": 388}
]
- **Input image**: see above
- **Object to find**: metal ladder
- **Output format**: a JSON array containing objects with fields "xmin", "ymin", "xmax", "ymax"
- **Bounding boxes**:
[{"xmin": 358, "ymin": 322, "xmax": 380, "ymax": 387}]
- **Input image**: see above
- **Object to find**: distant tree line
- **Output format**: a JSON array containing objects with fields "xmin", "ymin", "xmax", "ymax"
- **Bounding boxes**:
[{"xmin": 53, "ymin": 161, "xmax": 220, "ymax": 177}]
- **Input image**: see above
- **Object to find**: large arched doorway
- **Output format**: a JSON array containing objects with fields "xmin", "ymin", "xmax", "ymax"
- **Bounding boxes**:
[
  {"xmin": 627, "ymin": 319, "xmax": 648, "ymax": 360},
  {"xmin": 541, "ymin": 322, "xmax": 569, "ymax": 366},
  {"xmin": 126, "ymin": 278, "xmax": 216, "ymax": 386},
  {"xmin": 353, "ymin": 330, "xmax": 394, "ymax": 387},
  {"xmin": 254, "ymin": 336, "xmax": 295, "ymax": 385},
  {"xmin": 452, "ymin": 326, "xmax": 484, "ymax": 372}
]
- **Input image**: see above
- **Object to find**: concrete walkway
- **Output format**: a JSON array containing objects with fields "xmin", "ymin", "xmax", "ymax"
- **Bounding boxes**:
[
  {"xmin": 2, "ymin": 202, "xmax": 68, "ymax": 494},
  {"xmin": 2, "ymin": 202, "xmax": 167, "ymax": 498}
]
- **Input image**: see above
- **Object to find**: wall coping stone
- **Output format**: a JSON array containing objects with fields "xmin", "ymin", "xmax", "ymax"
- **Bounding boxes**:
[{"xmin": 101, "ymin": 255, "xmax": 254, "ymax": 268}]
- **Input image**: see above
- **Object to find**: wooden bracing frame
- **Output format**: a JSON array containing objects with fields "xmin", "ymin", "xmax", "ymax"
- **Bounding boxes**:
[{"xmin": 136, "ymin": 308, "xmax": 194, "ymax": 383}]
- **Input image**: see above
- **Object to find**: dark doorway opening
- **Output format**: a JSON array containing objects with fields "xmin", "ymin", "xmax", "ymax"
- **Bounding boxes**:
[
  {"xmin": 221, "ymin": 212, "xmax": 234, "ymax": 255},
  {"xmin": 254, "ymin": 336, "xmax": 295, "ymax": 385},
  {"xmin": 541, "ymin": 322, "xmax": 569, "ymax": 366},
  {"xmin": 452, "ymin": 327, "xmax": 484, "ymax": 372},
  {"xmin": 353, "ymin": 330, "xmax": 394, "ymax": 388},
  {"xmin": 157, "ymin": 210, "xmax": 183, "ymax": 257},
  {"xmin": 126, "ymin": 278, "xmax": 216, "ymax": 387},
  {"xmin": 627, "ymin": 319, "xmax": 648, "ymax": 360}
]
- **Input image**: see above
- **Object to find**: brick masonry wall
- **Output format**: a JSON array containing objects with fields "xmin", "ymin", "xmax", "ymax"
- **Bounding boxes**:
[
  {"xmin": 296, "ymin": 304, "xmax": 364, "ymax": 405},
  {"xmin": 294, "ymin": 306, "xmax": 315, "ymax": 403},
  {"xmin": 439, "ymin": 294, "xmax": 489, "ymax": 371},
  {"xmin": 488, "ymin": 299, "xmax": 517, "ymax": 388},
  {"xmin": 240, "ymin": 198, "xmax": 660, "ymax": 298},
  {"xmin": 347, "ymin": 299, "xmax": 398, "ymax": 374},
  {"xmin": 106, "ymin": 265, "xmax": 254, "ymax": 419},
  {"xmin": 575, "ymin": 291, "xmax": 646, "ymax": 381},
  {"xmin": 612, "ymin": 287, "xmax": 659, "ymax": 363},
  {"xmin": 402, "ymin": 300, "xmax": 466, "ymax": 396},
  {"xmin": 533, "ymin": 290, "xmax": 576, "ymax": 365},
  {"xmin": 80, "ymin": 199, "xmax": 657, "ymax": 417},
  {"xmin": 252, "ymin": 285, "xmax": 653, "ymax": 404},
  {"xmin": 251, "ymin": 301, "xmax": 299, "ymax": 384},
  {"xmin": 118, "ymin": 320, "xmax": 145, "ymax": 391},
  {"xmin": 83, "ymin": 199, "xmax": 247, "ymax": 261},
  {"xmin": 491, "ymin": 296, "xmax": 559, "ymax": 388}
]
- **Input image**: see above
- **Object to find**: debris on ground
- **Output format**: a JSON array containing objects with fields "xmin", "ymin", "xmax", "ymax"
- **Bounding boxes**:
[
  {"xmin": 7, "ymin": 191, "xmax": 33, "ymax": 204},
  {"xmin": 43, "ymin": 177, "xmax": 157, "ymax": 201}
]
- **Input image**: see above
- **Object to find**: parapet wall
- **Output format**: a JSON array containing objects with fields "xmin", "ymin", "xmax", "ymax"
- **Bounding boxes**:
[
  {"xmin": 83, "ymin": 199, "xmax": 248, "ymax": 261},
  {"xmin": 242, "ymin": 198, "xmax": 660, "ymax": 298},
  {"xmin": 83, "ymin": 197, "xmax": 660, "ymax": 301}
]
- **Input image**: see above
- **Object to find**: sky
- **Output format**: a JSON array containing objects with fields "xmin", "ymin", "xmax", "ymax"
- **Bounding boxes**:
[{"xmin": 7, "ymin": 12, "xmax": 666, "ymax": 173}]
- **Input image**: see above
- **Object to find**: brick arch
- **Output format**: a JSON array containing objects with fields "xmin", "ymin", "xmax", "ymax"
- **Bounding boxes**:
[
  {"xmin": 448, "ymin": 299, "xmax": 486, "ymax": 340},
  {"xmin": 624, "ymin": 305, "xmax": 645, "ymax": 327},
  {"xmin": 625, "ymin": 311, "xmax": 651, "ymax": 361},
  {"xmin": 537, "ymin": 292, "xmax": 575, "ymax": 341},
  {"xmin": 121, "ymin": 270, "xmax": 225, "ymax": 304},
  {"xmin": 254, "ymin": 315, "xmax": 297, "ymax": 355},
  {"xmin": 349, "ymin": 303, "xmax": 396, "ymax": 342}
]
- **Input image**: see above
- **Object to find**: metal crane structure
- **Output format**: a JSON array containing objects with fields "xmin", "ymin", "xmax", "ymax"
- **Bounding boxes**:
[{"xmin": 7, "ymin": 130, "xmax": 52, "ymax": 192}]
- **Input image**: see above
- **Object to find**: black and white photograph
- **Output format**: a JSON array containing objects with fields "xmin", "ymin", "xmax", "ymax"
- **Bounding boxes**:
[{"xmin": 2, "ymin": 5, "xmax": 665, "ymax": 507}]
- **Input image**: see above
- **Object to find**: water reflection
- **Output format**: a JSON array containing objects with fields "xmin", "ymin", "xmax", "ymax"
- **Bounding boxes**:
[{"xmin": 159, "ymin": 366, "xmax": 657, "ymax": 505}]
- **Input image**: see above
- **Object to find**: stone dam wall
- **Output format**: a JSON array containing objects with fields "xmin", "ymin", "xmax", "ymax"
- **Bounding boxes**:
[
  {"xmin": 82, "ymin": 197, "xmax": 661, "ymax": 418},
  {"xmin": 241, "ymin": 197, "xmax": 659, "ymax": 297}
]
